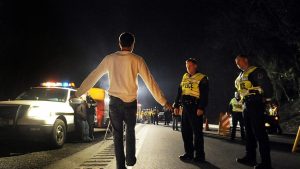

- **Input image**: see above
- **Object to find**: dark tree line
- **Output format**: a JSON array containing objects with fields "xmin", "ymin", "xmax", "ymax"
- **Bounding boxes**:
[{"xmin": 223, "ymin": 0, "xmax": 300, "ymax": 105}]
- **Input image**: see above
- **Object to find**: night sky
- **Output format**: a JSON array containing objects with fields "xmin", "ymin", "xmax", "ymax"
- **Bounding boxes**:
[{"xmin": 1, "ymin": 0, "xmax": 300, "ymax": 122}]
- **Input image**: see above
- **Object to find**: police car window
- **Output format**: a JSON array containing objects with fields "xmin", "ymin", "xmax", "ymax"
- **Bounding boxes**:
[
  {"xmin": 70, "ymin": 91, "xmax": 76, "ymax": 98},
  {"xmin": 16, "ymin": 88, "xmax": 68, "ymax": 102}
]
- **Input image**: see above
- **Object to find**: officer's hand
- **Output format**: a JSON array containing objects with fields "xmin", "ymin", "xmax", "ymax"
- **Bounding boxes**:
[
  {"xmin": 196, "ymin": 109, "xmax": 204, "ymax": 116},
  {"xmin": 174, "ymin": 108, "xmax": 179, "ymax": 115},
  {"xmin": 164, "ymin": 102, "xmax": 173, "ymax": 111}
]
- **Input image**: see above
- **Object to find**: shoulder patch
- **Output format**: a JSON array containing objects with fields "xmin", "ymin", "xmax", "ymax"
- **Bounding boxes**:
[{"xmin": 257, "ymin": 73, "xmax": 264, "ymax": 79}]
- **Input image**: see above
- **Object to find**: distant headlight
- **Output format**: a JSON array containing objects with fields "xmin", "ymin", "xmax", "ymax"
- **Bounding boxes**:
[
  {"xmin": 27, "ymin": 106, "xmax": 52, "ymax": 119},
  {"xmin": 265, "ymin": 123, "xmax": 270, "ymax": 127}
]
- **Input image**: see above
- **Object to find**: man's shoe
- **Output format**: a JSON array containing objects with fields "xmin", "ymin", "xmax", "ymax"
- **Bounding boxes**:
[
  {"xmin": 193, "ymin": 156, "xmax": 205, "ymax": 163},
  {"xmin": 236, "ymin": 156, "xmax": 257, "ymax": 166},
  {"xmin": 126, "ymin": 157, "xmax": 137, "ymax": 166},
  {"xmin": 254, "ymin": 163, "xmax": 273, "ymax": 169},
  {"xmin": 179, "ymin": 154, "xmax": 193, "ymax": 161}
]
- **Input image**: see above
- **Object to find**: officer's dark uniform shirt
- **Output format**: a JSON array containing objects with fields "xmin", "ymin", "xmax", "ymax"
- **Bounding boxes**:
[
  {"xmin": 247, "ymin": 67, "xmax": 273, "ymax": 98},
  {"xmin": 174, "ymin": 72, "xmax": 209, "ymax": 110}
]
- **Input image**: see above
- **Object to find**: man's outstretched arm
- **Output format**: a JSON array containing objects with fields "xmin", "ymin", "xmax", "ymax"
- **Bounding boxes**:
[
  {"xmin": 138, "ymin": 57, "xmax": 171, "ymax": 110},
  {"xmin": 76, "ymin": 57, "xmax": 108, "ymax": 97}
]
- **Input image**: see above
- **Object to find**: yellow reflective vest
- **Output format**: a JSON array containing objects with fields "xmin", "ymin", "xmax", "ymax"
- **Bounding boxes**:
[
  {"xmin": 181, "ymin": 72, "xmax": 206, "ymax": 98},
  {"xmin": 230, "ymin": 98, "xmax": 243, "ymax": 112},
  {"xmin": 235, "ymin": 66, "xmax": 262, "ymax": 98}
]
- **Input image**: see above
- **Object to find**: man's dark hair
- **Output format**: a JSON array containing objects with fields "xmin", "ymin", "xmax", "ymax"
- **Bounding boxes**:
[
  {"xmin": 119, "ymin": 32, "xmax": 135, "ymax": 47},
  {"xmin": 186, "ymin": 58, "xmax": 198, "ymax": 65},
  {"xmin": 236, "ymin": 54, "xmax": 248, "ymax": 59}
]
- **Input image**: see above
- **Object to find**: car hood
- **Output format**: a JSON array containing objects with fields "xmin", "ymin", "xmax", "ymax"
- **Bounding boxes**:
[{"xmin": 0, "ymin": 100, "xmax": 66, "ymax": 107}]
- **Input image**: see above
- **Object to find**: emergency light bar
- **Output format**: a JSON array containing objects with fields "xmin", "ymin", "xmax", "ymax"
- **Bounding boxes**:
[{"xmin": 41, "ymin": 82, "xmax": 75, "ymax": 88}]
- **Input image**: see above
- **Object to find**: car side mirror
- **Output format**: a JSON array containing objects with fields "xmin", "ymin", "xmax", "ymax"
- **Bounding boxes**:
[{"xmin": 69, "ymin": 98, "xmax": 84, "ymax": 104}]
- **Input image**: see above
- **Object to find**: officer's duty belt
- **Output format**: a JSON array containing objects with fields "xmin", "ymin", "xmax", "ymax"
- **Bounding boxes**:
[
  {"xmin": 181, "ymin": 95, "xmax": 199, "ymax": 105},
  {"xmin": 243, "ymin": 93, "xmax": 263, "ymax": 102}
]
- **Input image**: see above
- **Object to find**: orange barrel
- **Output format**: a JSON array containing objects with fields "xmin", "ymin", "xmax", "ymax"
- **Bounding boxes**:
[{"xmin": 218, "ymin": 112, "xmax": 231, "ymax": 136}]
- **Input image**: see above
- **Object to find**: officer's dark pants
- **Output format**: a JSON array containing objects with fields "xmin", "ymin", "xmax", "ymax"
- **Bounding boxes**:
[
  {"xmin": 231, "ymin": 111, "xmax": 245, "ymax": 139},
  {"xmin": 181, "ymin": 103, "xmax": 205, "ymax": 159},
  {"xmin": 109, "ymin": 96, "xmax": 137, "ymax": 169},
  {"xmin": 243, "ymin": 95, "xmax": 271, "ymax": 166}
]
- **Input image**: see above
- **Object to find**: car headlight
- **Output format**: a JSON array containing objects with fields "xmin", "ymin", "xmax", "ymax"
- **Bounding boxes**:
[
  {"xmin": 27, "ymin": 106, "xmax": 52, "ymax": 119},
  {"xmin": 265, "ymin": 123, "xmax": 270, "ymax": 127}
]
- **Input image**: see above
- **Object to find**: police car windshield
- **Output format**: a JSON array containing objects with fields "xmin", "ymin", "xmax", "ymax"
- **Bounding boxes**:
[{"xmin": 16, "ymin": 88, "xmax": 68, "ymax": 102}]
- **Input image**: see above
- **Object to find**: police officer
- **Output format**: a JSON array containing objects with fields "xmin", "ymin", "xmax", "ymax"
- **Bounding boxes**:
[
  {"xmin": 228, "ymin": 92, "xmax": 245, "ymax": 140},
  {"xmin": 174, "ymin": 58, "xmax": 209, "ymax": 163},
  {"xmin": 234, "ymin": 54, "xmax": 273, "ymax": 169}
]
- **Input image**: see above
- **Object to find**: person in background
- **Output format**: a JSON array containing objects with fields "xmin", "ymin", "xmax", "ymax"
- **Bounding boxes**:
[
  {"xmin": 86, "ymin": 93, "xmax": 97, "ymax": 140},
  {"xmin": 153, "ymin": 109, "xmax": 159, "ymax": 125},
  {"xmin": 172, "ymin": 106, "xmax": 180, "ymax": 131},
  {"xmin": 164, "ymin": 110, "xmax": 171, "ymax": 126},
  {"xmin": 268, "ymin": 101, "xmax": 282, "ymax": 134},
  {"xmin": 150, "ymin": 113, "xmax": 154, "ymax": 124},
  {"xmin": 228, "ymin": 91, "xmax": 245, "ymax": 140},
  {"xmin": 75, "ymin": 103, "xmax": 92, "ymax": 142}
]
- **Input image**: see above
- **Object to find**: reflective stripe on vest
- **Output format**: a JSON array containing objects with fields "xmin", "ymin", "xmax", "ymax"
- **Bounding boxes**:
[
  {"xmin": 181, "ymin": 72, "xmax": 206, "ymax": 98},
  {"xmin": 230, "ymin": 98, "xmax": 243, "ymax": 112},
  {"xmin": 235, "ymin": 66, "xmax": 261, "ymax": 97}
]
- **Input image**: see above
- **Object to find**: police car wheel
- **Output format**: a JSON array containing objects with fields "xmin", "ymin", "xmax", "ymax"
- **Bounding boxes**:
[{"xmin": 51, "ymin": 119, "xmax": 66, "ymax": 148}]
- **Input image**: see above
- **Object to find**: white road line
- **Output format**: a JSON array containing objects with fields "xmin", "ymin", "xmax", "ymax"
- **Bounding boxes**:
[
  {"xmin": 127, "ymin": 125, "xmax": 149, "ymax": 169},
  {"xmin": 135, "ymin": 125, "xmax": 149, "ymax": 157}
]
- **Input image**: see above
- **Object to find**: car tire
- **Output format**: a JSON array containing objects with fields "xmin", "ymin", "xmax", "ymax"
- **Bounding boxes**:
[{"xmin": 51, "ymin": 119, "xmax": 66, "ymax": 148}]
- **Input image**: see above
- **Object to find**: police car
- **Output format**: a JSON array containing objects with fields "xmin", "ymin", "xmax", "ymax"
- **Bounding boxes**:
[{"xmin": 0, "ymin": 82, "xmax": 85, "ymax": 148}]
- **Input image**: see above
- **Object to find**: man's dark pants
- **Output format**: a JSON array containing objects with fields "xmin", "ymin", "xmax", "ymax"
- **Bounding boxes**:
[
  {"xmin": 243, "ymin": 94, "xmax": 271, "ymax": 166},
  {"xmin": 231, "ymin": 111, "xmax": 245, "ymax": 139},
  {"xmin": 109, "ymin": 96, "xmax": 137, "ymax": 169},
  {"xmin": 181, "ymin": 102, "xmax": 205, "ymax": 159}
]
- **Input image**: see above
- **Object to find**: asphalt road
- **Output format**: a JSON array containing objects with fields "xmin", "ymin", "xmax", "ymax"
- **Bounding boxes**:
[
  {"xmin": 0, "ymin": 130, "xmax": 106, "ymax": 169},
  {"xmin": 130, "ymin": 124, "xmax": 300, "ymax": 169},
  {"xmin": 0, "ymin": 123, "xmax": 299, "ymax": 169}
]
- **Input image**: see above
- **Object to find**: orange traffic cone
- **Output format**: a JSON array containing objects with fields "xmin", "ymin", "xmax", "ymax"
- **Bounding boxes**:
[{"xmin": 205, "ymin": 118, "xmax": 209, "ymax": 131}]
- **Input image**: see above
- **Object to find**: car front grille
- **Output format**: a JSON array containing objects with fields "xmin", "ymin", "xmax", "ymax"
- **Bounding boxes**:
[
  {"xmin": 0, "ymin": 105, "xmax": 19, "ymax": 119},
  {"xmin": 0, "ymin": 105, "xmax": 30, "ymax": 126}
]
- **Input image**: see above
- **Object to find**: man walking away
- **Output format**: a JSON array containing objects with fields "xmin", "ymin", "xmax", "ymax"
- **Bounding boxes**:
[{"xmin": 76, "ymin": 32, "xmax": 172, "ymax": 169}]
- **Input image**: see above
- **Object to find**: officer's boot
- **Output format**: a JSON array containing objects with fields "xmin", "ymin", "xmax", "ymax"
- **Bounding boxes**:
[
  {"xmin": 254, "ymin": 150, "xmax": 272, "ymax": 169},
  {"xmin": 254, "ymin": 163, "xmax": 273, "ymax": 169},
  {"xmin": 236, "ymin": 154, "xmax": 257, "ymax": 166}
]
